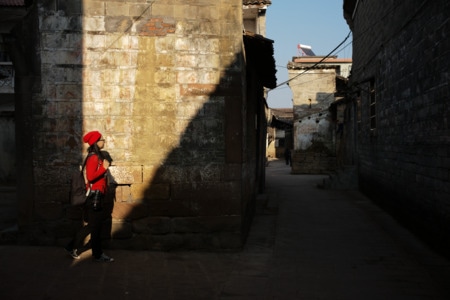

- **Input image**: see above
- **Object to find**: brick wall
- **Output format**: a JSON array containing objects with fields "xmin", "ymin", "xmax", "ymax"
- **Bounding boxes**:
[
  {"xmin": 21, "ymin": 0, "xmax": 252, "ymax": 250},
  {"xmin": 289, "ymin": 68, "xmax": 337, "ymax": 174},
  {"xmin": 348, "ymin": 0, "xmax": 450, "ymax": 251}
]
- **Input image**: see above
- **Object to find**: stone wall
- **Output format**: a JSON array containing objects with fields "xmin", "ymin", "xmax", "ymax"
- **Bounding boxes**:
[
  {"xmin": 289, "ymin": 68, "xmax": 337, "ymax": 174},
  {"xmin": 347, "ymin": 0, "xmax": 450, "ymax": 251},
  {"xmin": 19, "ymin": 0, "xmax": 253, "ymax": 250},
  {"xmin": 291, "ymin": 111, "xmax": 336, "ymax": 174}
]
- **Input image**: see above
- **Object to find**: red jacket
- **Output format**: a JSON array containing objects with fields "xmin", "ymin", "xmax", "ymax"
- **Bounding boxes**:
[{"xmin": 85, "ymin": 154, "xmax": 108, "ymax": 194}]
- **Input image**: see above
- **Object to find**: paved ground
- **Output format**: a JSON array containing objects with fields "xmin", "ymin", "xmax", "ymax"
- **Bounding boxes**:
[{"xmin": 1, "ymin": 159, "xmax": 450, "ymax": 299}]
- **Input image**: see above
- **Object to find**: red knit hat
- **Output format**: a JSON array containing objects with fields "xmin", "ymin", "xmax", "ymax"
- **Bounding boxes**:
[{"xmin": 83, "ymin": 131, "xmax": 102, "ymax": 146}]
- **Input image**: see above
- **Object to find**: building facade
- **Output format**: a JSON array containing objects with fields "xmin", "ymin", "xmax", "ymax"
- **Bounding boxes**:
[
  {"xmin": 343, "ymin": 0, "xmax": 450, "ymax": 252},
  {"xmin": 288, "ymin": 56, "xmax": 352, "ymax": 174},
  {"xmin": 0, "ymin": 0, "xmax": 276, "ymax": 250},
  {"xmin": 267, "ymin": 108, "xmax": 293, "ymax": 159}
]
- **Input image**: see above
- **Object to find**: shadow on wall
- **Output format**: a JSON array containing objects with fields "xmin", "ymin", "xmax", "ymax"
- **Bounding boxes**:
[
  {"xmin": 108, "ymin": 53, "xmax": 259, "ymax": 251},
  {"xmin": 6, "ymin": 1, "xmax": 271, "ymax": 251},
  {"xmin": 295, "ymin": 92, "xmax": 335, "ymax": 114}
]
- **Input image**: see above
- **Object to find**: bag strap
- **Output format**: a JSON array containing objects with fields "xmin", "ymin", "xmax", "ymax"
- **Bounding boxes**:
[{"xmin": 80, "ymin": 153, "xmax": 94, "ymax": 187}]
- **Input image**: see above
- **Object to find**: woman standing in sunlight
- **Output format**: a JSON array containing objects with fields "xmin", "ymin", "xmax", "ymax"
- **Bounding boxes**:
[{"xmin": 65, "ymin": 130, "xmax": 114, "ymax": 262}]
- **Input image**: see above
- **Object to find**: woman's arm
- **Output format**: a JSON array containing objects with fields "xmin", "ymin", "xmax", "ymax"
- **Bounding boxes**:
[{"xmin": 85, "ymin": 155, "xmax": 107, "ymax": 183}]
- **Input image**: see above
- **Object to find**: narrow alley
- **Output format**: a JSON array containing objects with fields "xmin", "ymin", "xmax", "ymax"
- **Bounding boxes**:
[{"xmin": 1, "ymin": 159, "xmax": 450, "ymax": 299}]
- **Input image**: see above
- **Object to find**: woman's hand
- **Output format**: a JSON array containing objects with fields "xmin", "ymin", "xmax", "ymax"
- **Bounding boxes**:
[{"xmin": 103, "ymin": 159, "xmax": 110, "ymax": 169}]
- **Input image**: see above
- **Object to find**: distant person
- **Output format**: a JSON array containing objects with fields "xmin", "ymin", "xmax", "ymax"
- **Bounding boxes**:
[{"xmin": 284, "ymin": 148, "xmax": 291, "ymax": 166}]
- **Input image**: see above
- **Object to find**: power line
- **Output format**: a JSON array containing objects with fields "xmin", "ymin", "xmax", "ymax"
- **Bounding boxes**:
[{"xmin": 269, "ymin": 31, "xmax": 352, "ymax": 91}]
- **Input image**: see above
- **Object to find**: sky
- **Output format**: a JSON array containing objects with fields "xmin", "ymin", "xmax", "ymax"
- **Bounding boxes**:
[{"xmin": 265, "ymin": 0, "xmax": 353, "ymax": 108}]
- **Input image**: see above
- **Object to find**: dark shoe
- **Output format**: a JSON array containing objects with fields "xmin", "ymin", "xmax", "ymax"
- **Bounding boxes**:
[
  {"xmin": 65, "ymin": 247, "xmax": 80, "ymax": 260},
  {"xmin": 95, "ymin": 253, "xmax": 114, "ymax": 262}
]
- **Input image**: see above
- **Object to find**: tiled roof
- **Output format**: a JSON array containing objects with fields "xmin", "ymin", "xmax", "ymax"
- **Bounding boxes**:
[
  {"xmin": 270, "ymin": 108, "xmax": 293, "ymax": 128},
  {"xmin": 271, "ymin": 108, "xmax": 293, "ymax": 120},
  {"xmin": 243, "ymin": 0, "xmax": 272, "ymax": 5},
  {"xmin": 0, "ymin": 0, "xmax": 25, "ymax": 6}
]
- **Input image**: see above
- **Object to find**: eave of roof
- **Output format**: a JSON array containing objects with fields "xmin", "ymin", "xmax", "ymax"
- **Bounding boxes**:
[
  {"xmin": 243, "ymin": 30, "xmax": 274, "ymax": 43},
  {"xmin": 270, "ymin": 108, "xmax": 293, "ymax": 118},
  {"xmin": 243, "ymin": 30, "xmax": 277, "ymax": 89},
  {"xmin": 243, "ymin": 0, "xmax": 272, "ymax": 6},
  {"xmin": 270, "ymin": 115, "xmax": 293, "ymax": 129}
]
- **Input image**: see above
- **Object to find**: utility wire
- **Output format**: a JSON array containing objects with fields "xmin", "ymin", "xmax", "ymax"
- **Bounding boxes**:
[{"xmin": 269, "ymin": 31, "xmax": 352, "ymax": 91}]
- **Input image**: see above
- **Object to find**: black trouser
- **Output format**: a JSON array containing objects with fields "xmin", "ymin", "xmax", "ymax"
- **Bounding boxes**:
[{"xmin": 67, "ymin": 191, "xmax": 105, "ymax": 258}]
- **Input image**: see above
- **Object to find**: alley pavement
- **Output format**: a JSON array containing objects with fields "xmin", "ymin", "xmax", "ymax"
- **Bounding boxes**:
[{"xmin": 1, "ymin": 159, "xmax": 450, "ymax": 299}]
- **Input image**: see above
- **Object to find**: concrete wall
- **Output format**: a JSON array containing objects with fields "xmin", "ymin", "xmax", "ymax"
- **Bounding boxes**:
[
  {"xmin": 346, "ymin": 0, "xmax": 450, "ymax": 251},
  {"xmin": 13, "ymin": 0, "xmax": 257, "ymax": 250}
]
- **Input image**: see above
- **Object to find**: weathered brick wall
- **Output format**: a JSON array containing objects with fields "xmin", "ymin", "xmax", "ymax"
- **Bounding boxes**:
[
  {"xmin": 292, "ymin": 151, "xmax": 336, "ymax": 174},
  {"xmin": 291, "ymin": 112, "xmax": 336, "ymax": 174},
  {"xmin": 27, "ymin": 0, "xmax": 249, "ymax": 250},
  {"xmin": 349, "ymin": 0, "xmax": 450, "ymax": 250},
  {"xmin": 290, "ymin": 68, "xmax": 336, "ymax": 119},
  {"xmin": 289, "ymin": 68, "xmax": 337, "ymax": 174}
]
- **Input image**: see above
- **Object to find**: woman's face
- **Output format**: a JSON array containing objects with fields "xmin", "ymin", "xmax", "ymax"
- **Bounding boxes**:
[{"xmin": 97, "ymin": 136, "xmax": 105, "ymax": 149}]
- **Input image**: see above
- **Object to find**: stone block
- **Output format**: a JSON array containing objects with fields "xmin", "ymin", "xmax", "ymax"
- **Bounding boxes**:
[
  {"xmin": 98, "ymin": 69, "xmax": 122, "ymax": 84},
  {"xmin": 111, "ymin": 220, "xmax": 133, "ymax": 239},
  {"xmin": 147, "ymin": 198, "xmax": 192, "ymax": 217},
  {"xmin": 154, "ymin": 35, "xmax": 176, "ymax": 53},
  {"xmin": 57, "ymin": 101, "xmax": 82, "ymax": 116},
  {"xmin": 83, "ymin": 16, "xmax": 106, "ymax": 32},
  {"xmin": 56, "ymin": 84, "xmax": 83, "ymax": 100},
  {"xmin": 108, "ymin": 234, "xmax": 151, "ymax": 250},
  {"xmin": 82, "ymin": 51, "xmax": 103, "ymax": 66},
  {"xmin": 177, "ymin": 70, "xmax": 199, "ymax": 84},
  {"xmin": 173, "ymin": 5, "xmax": 197, "ymax": 20},
  {"xmin": 143, "ymin": 183, "xmax": 171, "ymax": 200},
  {"xmin": 142, "ymin": 165, "xmax": 159, "ymax": 183},
  {"xmin": 82, "ymin": 1, "xmax": 104, "ymax": 16},
  {"xmin": 215, "ymin": 231, "xmax": 243, "ymax": 249},
  {"xmin": 65, "ymin": 206, "xmax": 83, "ymax": 220},
  {"xmin": 112, "ymin": 201, "xmax": 149, "ymax": 220},
  {"xmin": 136, "ymin": 16, "xmax": 177, "ymax": 36},
  {"xmin": 133, "ymin": 216, "xmax": 172, "ymax": 234},
  {"xmin": 129, "ymin": 4, "xmax": 152, "ymax": 18},
  {"xmin": 116, "ymin": 69, "xmax": 137, "ymax": 86},
  {"xmin": 171, "ymin": 216, "xmax": 241, "ymax": 233},
  {"xmin": 114, "ymin": 184, "xmax": 132, "ymax": 203},
  {"xmin": 171, "ymin": 181, "xmax": 241, "ymax": 216},
  {"xmin": 148, "ymin": 233, "xmax": 184, "ymax": 251},
  {"xmin": 151, "ymin": 3, "xmax": 174, "ymax": 16},
  {"xmin": 224, "ymin": 164, "xmax": 242, "ymax": 181},
  {"xmin": 179, "ymin": 84, "xmax": 217, "ymax": 97},
  {"xmin": 83, "ymin": 34, "xmax": 106, "ymax": 50},
  {"xmin": 105, "ymin": 16, "xmax": 133, "ymax": 33},
  {"xmin": 154, "ymin": 69, "xmax": 177, "ymax": 84},
  {"xmin": 41, "ymin": 50, "xmax": 82, "ymax": 65},
  {"xmin": 105, "ymin": 2, "xmax": 129, "ymax": 17},
  {"xmin": 34, "ymin": 202, "xmax": 64, "ymax": 221},
  {"xmin": 58, "ymin": 1, "xmax": 82, "ymax": 16},
  {"xmin": 197, "ymin": 54, "xmax": 220, "ymax": 69}
]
